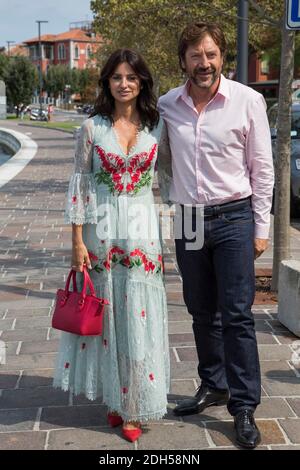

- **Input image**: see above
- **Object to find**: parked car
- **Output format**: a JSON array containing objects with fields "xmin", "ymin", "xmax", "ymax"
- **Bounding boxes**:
[
  {"xmin": 292, "ymin": 89, "xmax": 300, "ymax": 101},
  {"xmin": 30, "ymin": 107, "xmax": 48, "ymax": 122},
  {"xmin": 268, "ymin": 102, "xmax": 300, "ymax": 217}
]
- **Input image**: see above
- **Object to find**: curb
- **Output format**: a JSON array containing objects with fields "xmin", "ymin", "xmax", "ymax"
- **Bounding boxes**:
[
  {"xmin": 0, "ymin": 127, "xmax": 38, "ymax": 188},
  {"xmin": 18, "ymin": 122, "xmax": 75, "ymax": 135}
]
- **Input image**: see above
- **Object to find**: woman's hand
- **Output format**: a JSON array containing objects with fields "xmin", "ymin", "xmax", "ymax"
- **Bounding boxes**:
[{"xmin": 71, "ymin": 242, "xmax": 92, "ymax": 272}]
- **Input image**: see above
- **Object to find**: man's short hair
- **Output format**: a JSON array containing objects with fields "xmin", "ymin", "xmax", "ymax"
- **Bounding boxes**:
[{"xmin": 178, "ymin": 22, "xmax": 227, "ymax": 71}]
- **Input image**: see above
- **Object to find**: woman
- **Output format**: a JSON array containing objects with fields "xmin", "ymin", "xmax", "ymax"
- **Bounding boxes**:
[{"xmin": 53, "ymin": 49, "xmax": 170, "ymax": 442}]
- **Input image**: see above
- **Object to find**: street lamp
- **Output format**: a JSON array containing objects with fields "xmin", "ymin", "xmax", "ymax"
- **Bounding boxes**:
[
  {"xmin": 6, "ymin": 41, "xmax": 15, "ymax": 56},
  {"xmin": 36, "ymin": 20, "xmax": 48, "ymax": 113}
]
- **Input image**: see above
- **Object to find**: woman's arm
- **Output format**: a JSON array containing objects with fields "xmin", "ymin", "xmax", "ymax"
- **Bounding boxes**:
[
  {"xmin": 71, "ymin": 224, "xmax": 92, "ymax": 272},
  {"xmin": 65, "ymin": 118, "xmax": 97, "ymax": 272}
]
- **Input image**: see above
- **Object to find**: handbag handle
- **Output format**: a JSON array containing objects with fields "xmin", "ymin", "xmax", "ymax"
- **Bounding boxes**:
[
  {"xmin": 81, "ymin": 265, "xmax": 96, "ymax": 298},
  {"xmin": 64, "ymin": 265, "xmax": 95, "ymax": 299},
  {"xmin": 64, "ymin": 269, "xmax": 78, "ymax": 295}
]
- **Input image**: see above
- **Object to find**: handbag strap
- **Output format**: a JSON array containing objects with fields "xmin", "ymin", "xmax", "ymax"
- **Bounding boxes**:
[
  {"xmin": 64, "ymin": 269, "xmax": 78, "ymax": 295},
  {"xmin": 64, "ymin": 266, "xmax": 95, "ymax": 298},
  {"xmin": 81, "ymin": 265, "xmax": 96, "ymax": 298}
]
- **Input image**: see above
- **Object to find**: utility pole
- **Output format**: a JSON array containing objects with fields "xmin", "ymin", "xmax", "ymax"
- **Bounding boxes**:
[
  {"xmin": 36, "ymin": 20, "xmax": 48, "ymax": 112},
  {"xmin": 236, "ymin": 0, "xmax": 249, "ymax": 84},
  {"xmin": 6, "ymin": 41, "xmax": 15, "ymax": 57}
]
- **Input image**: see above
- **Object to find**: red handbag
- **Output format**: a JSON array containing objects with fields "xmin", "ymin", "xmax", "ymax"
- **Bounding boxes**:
[{"xmin": 52, "ymin": 266, "xmax": 109, "ymax": 336}]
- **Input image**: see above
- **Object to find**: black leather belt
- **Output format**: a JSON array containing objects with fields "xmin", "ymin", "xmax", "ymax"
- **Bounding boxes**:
[
  {"xmin": 203, "ymin": 196, "xmax": 251, "ymax": 216},
  {"xmin": 181, "ymin": 197, "xmax": 251, "ymax": 217}
]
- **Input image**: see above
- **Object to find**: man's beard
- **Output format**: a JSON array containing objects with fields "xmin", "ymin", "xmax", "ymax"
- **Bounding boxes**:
[{"xmin": 190, "ymin": 68, "xmax": 219, "ymax": 89}]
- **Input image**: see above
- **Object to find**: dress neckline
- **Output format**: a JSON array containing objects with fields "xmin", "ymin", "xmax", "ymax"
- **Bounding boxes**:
[{"xmin": 111, "ymin": 123, "xmax": 142, "ymax": 157}]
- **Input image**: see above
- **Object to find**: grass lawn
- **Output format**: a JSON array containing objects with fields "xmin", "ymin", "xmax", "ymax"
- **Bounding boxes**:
[{"xmin": 26, "ymin": 121, "xmax": 79, "ymax": 132}]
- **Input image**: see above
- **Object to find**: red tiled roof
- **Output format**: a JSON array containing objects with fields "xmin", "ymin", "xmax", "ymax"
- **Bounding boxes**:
[
  {"xmin": 24, "ymin": 34, "xmax": 57, "ymax": 44},
  {"xmin": 5, "ymin": 44, "xmax": 28, "ymax": 56},
  {"xmin": 24, "ymin": 29, "xmax": 102, "ymax": 44}
]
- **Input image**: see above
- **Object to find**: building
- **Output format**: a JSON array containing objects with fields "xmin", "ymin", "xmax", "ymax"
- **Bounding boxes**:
[
  {"xmin": 247, "ymin": 52, "xmax": 279, "ymax": 108},
  {"xmin": 23, "ymin": 21, "xmax": 102, "ymax": 74}
]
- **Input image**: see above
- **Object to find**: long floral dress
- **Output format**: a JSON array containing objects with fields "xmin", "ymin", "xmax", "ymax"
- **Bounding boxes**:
[{"xmin": 53, "ymin": 115, "xmax": 170, "ymax": 422}]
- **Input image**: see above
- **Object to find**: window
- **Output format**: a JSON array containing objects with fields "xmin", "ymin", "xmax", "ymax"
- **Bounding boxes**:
[
  {"xmin": 29, "ymin": 45, "xmax": 37, "ymax": 59},
  {"xmin": 44, "ymin": 45, "xmax": 53, "ymax": 60},
  {"xmin": 74, "ymin": 45, "xmax": 79, "ymax": 59},
  {"xmin": 260, "ymin": 53, "xmax": 270, "ymax": 75},
  {"xmin": 86, "ymin": 45, "xmax": 92, "ymax": 58},
  {"xmin": 58, "ymin": 44, "xmax": 66, "ymax": 60}
]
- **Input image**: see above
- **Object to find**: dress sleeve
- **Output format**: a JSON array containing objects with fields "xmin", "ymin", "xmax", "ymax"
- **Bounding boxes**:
[
  {"xmin": 64, "ymin": 118, "xmax": 98, "ymax": 225},
  {"xmin": 157, "ymin": 120, "xmax": 173, "ymax": 206}
]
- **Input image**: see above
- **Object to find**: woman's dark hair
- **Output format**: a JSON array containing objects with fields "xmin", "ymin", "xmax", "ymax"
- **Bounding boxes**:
[
  {"xmin": 178, "ymin": 22, "xmax": 227, "ymax": 72},
  {"xmin": 90, "ymin": 48, "xmax": 159, "ymax": 130}
]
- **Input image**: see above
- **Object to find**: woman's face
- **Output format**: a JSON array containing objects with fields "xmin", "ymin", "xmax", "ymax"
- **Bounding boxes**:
[{"xmin": 109, "ymin": 62, "xmax": 141, "ymax": 105}]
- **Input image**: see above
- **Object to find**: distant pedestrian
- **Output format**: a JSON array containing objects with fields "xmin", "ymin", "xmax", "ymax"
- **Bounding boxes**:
[
  {"xmin": 47, "ymin": 104, "xmax": 53, "ymax": 121},
  {"xmin": 20, "ymin": 104, "xmax": 26, "ymax": 120}
]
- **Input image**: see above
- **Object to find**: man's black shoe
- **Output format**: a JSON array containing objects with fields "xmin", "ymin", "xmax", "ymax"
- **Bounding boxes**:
[
  {"xmin": 173, "ymin": 384, "xmax": 229, "ymax": 416},
  {"xmin": 234, "ymin": 409, "xmax": 261, "ymax": 449}
]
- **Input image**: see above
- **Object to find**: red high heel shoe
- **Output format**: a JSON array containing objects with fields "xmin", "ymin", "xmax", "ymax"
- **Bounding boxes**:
[
  {"xmin": 122, "ymin": 426, "xmax": 142, "ymax": 442},
  {"xmin": 107, "ymin": 413, "xmax": 123, "ymax": 427}
]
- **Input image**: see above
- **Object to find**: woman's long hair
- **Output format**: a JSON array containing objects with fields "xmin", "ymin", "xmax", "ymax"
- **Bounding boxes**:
[{"xmin": 90, "ymin": 49, "xmax": 159, "ymax": 130}]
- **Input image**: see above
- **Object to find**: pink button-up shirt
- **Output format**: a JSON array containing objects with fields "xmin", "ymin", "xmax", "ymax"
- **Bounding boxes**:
[{"xmin": 158, "ymin": 74, "xmax": 274, "ymax": 239}]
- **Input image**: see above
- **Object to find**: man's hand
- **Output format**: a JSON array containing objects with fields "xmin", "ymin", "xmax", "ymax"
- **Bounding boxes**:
[{"xmin": 254, "ymin": 238, "xmax": 269, "ymax": 259}]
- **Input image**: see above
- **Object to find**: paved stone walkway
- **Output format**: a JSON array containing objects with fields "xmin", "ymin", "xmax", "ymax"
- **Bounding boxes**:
[{"xmin": 0, "ymin": 120, "xmax": 300, "ymax": 450}]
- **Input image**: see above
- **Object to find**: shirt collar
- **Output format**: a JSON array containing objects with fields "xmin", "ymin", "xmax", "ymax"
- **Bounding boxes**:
[{"xmin": 177, "ymin": 73, "xmax": 230, "ymax": 103}]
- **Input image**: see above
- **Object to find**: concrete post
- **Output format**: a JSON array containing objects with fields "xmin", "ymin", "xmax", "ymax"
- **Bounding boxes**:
[{"xmin": 0, "ymin": 81, "xmax": 7, "ymax": 119}]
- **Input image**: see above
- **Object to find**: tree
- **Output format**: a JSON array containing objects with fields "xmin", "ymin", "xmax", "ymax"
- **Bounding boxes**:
[
  {"xmin": 271, "ymin": 26, "xmax": 295, "ymax": 290},
  {"xmin": 5, "ymin": 57, "xmax": 38, "ymax": 115},
  {"xmin": 91, "ymin": 0, "xmax": 242, "ymax": 93},
  {"xmin": 44, "ymin": 66, "xmax": 99, "ymax": 104},
  {"xmin": 0, "ymin": 53, "xmax": 9, "ymax": 82},
  {"xmin": 79, "ymin": 68, "xmax": 99, "ymax": 104},
  {"xmin": 91, "ymin": 0, "xmax": 283, "ymax": 93},
  {"xmin": 45, "ymin": 65, "xmax": 72, "ymax": 100}
]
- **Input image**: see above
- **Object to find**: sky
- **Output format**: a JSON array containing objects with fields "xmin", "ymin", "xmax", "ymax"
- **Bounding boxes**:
[{"xmin": 0, "ymin": 0, "xmax": 94, "ymax": 49}]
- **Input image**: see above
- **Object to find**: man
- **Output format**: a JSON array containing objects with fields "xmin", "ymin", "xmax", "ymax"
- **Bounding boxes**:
[{"xmin": 158, "ymin": 23, "xmax": 274, "ymax": 449}]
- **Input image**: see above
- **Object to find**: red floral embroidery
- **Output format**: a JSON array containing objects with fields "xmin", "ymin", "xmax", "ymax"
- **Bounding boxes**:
[
  {"xmin": 149, "ymin": 373, "xmax": 155, "ymax": 381},
  {"xmin": 87, "ymin": 139, "xmax": 92, "ymax": 145},
  {"xmin": 94, "ymin": 144, "xmax": 157, "ymax": 194},
  {"xmin": 81, "ymin": 343, "xmax": 86, "ymax": 350},
  {"xmin": 122, "ymin": 387, "xmax": 128, "ymax": 394},
  {"xmin": 103, "ymin": 339, "xmax": 108, "ymax": 347},
  {"xmin": 72, "ymin": 196, "xmax": 77, "ymax": 203},
  {"xmin": 64, "ymin": 362, "xmax": 70, "ymax": 369},
  {"xmin": 141, "ymin": 310, "xmax": 146, "ymax": 318},
  {"xmin": 93, "ymin": 246, "xmax": 163, "ymax": 275},
  {"xmin": 86, "ymin": 196, "xmax": 90, "ymax": 203},
  {"xmin": 88, "ymin": 251, "xmax": 99, "ymax": 261}
]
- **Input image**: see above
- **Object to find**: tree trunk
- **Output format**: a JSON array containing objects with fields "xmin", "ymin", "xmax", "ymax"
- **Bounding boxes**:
[{"xmin": 271, "ymin": 24, "xmax": 295, "ymax": 291}]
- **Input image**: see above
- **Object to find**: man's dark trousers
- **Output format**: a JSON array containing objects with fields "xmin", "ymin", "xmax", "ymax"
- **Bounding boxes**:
[{"xmin": 175, "ymin": 200, "xmax": 261, "ymax": 416}]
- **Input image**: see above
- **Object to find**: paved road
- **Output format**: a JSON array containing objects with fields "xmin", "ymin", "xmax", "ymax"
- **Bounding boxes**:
[{"xmin": 0, "ymin": 120, "xmax": 300, "ymax": 450}]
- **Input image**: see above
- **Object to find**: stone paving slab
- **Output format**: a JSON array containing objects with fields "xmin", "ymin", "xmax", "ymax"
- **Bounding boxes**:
[
  {"xmin": 0, "ymin": 431, "xmax": 47, "ymax": 450},
  {"xmin": 278, "ymin": 419, "xmax": 300, "ymax": 444},
  {"xmin": 205, "ymin": 419, "xmax": 286, "ymax": 447},
  {"xmin": 1, "ymin": 122, "xmax": 300, "ymax": 450},
  {"xmin": 0, "ymin": 408, "xmax": 38, "ymax": 432},
  {"xmin": 47, "ymin": 427, "xmax": 133, "ymax": 450}
]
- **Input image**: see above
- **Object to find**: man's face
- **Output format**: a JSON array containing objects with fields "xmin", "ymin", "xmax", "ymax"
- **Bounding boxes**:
[{"xmin": 182, "ymin": 35, "xmax": 223, "ymax": 89}]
